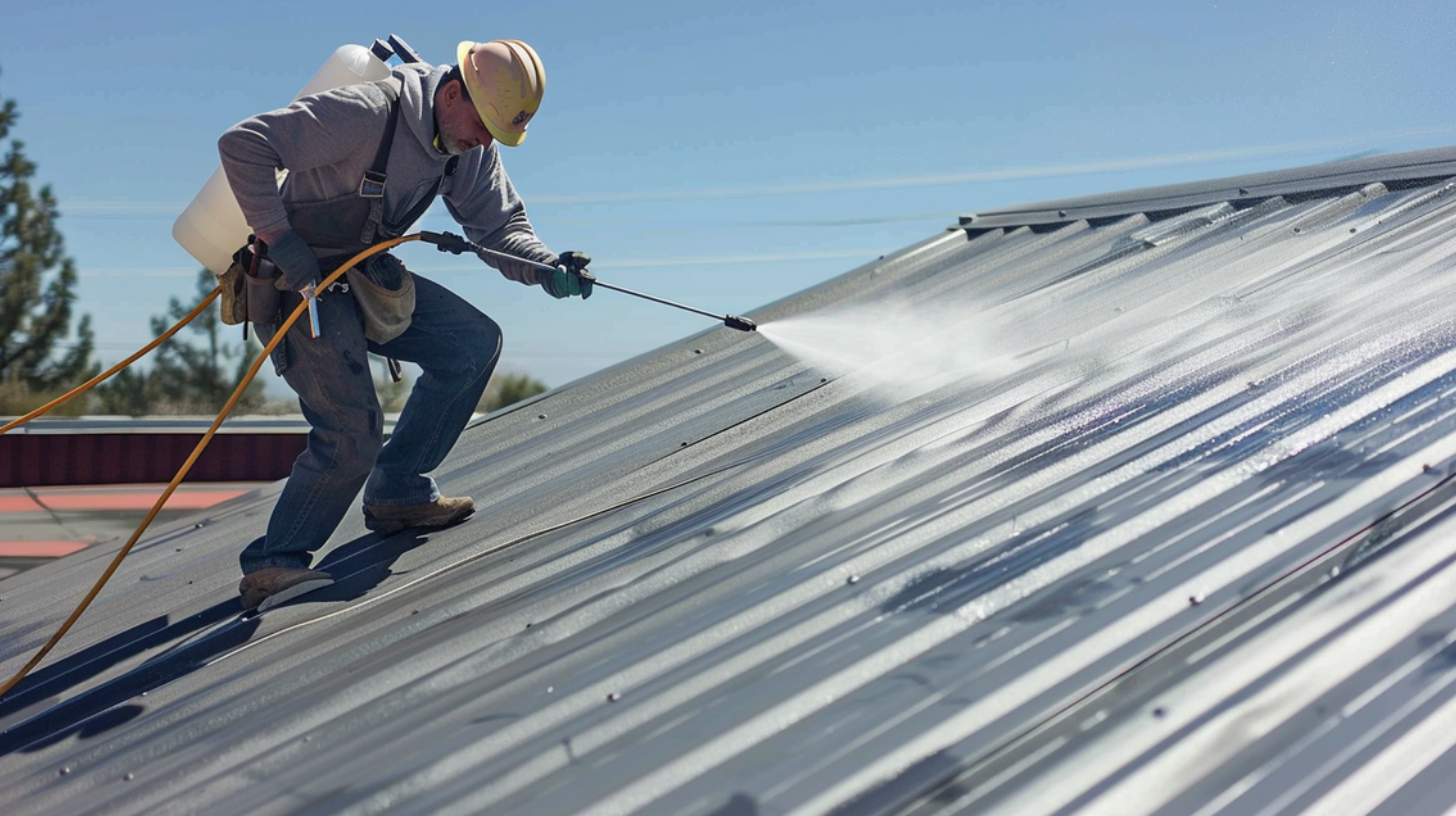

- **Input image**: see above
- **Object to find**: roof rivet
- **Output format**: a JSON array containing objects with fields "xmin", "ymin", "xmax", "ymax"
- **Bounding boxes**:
[
  {"xmin": 1189, "ymin": 593, "xmax": 1205, "ymax": 606},
  {"xmin": 607, "ymin": 692, "xmax": 621, "ymax": 702},
  {"xmin": 694, "ymin": 349, "xmax": 703, "ymax": 354},
  {"xmin": 123, "ymin": 773, "xmax": 135, "ymax": 782},
  {"xmin": 1058, "ymin": 210, "xmax": 1068, "ymax": 218},
  {"xmin": 59, "ymin": 766, "xmax": 72, "ymax": 776},
  {"xmin": 537, "ymin": 414, "xmax": 547, "ymax": 420},
  {"xmin": 847, "ymin": 575, "xmax": 861, "ymax": 585},
  {"xmin": 1153, "ymin": 707, "xmax": 1167, "ymax": 719},
  {"xmin": 681, "ymin": 442, "xmax": 689, "ymax": 447},
  {"xmin": 547, "ymin": 686, "xmax": 554, "ymax": 693}
]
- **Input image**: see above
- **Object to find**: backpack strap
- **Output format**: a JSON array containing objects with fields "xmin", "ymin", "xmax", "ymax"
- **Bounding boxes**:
[
  {"xmin": 359, "ymin": 81, "xmax": 403, "ymax": 246},
  {"xmin": 358, "ymin": 80, "xmax": 459, "ymax": 246}
]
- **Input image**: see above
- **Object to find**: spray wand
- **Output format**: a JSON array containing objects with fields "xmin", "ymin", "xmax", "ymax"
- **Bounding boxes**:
[{"xmin": 422, "ymin": 231, "xmax": 758, "ymax": 332}]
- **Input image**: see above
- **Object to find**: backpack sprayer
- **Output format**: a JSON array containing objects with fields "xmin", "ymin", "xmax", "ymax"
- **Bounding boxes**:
[{"xmin": 420, "ymin": 231, "xmax": 757, "ymax": 332}]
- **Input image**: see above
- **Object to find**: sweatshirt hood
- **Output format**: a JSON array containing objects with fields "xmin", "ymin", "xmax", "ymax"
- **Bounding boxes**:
[{"xmin": 395, "ymin": 63, "xmax": 451, "ymax": 158}]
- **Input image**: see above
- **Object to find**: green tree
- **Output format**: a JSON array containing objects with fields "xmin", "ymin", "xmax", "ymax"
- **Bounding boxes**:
[
  {"xmin": 480, "ymin": 372, "xmax": 547, "ymax": 413},
  {"xmin": 96, "ymin": 268, "xmax": 265, "ymax": 415},
  {"xmin": 372, "ymin": 353, "xmax": 412, "ymax": 412},
  {"xmin": 0, "ymin": 65, "xmax": 95, "ymax": 397}
]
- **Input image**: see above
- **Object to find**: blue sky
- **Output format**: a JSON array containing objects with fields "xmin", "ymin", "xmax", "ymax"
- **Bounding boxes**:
[{"xmin": 6, "ymin": 0, "xmax": 1456, "ymax": 396}]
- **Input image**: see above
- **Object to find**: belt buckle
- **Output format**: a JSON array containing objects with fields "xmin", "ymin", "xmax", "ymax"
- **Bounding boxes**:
[{"xmin": 359, "ymin": 171, "xmax": 386, "ymax": 199}]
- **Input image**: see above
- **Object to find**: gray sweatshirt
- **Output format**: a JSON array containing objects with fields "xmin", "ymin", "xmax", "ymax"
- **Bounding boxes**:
[{"xmin": 218, "ymin": 62, "xmax": 555, "ymax": 285}]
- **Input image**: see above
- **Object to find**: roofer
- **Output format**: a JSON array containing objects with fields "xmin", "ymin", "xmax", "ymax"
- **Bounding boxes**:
[{"xmin": 218, "ymin": 39, "xmax": 592, "ymax": 610}]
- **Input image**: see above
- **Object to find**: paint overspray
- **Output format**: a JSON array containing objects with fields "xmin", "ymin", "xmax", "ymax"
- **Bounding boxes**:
[{"xmin": 756, "ymin": 298, "xmax": 1022, "ymax": 400}]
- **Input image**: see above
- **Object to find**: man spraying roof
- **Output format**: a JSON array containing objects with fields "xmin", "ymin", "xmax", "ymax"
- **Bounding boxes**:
[{"xmin": 217, "ymin": 39, "xmax": 593, "ymax": 611}]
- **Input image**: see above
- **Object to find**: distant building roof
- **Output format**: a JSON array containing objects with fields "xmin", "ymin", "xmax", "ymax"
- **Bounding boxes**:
[{"xmin": 7, "ymin": 147, "xmax": 1456, "ymax": 815}]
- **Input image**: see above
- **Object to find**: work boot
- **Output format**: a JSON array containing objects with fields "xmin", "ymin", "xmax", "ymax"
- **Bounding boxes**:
[
  {"xmin": 363, "ymin": 496, "xmax": 475, "ymax": 535},
  {"xmin": 238, "ymin": 567, "xmax": 334, "ymax": 611}
]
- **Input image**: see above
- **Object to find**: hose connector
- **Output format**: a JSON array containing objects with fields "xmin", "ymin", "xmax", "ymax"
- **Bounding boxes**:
[{"xmin": 420, "ymin": 231, "xmax": 476, "ymax": 255}]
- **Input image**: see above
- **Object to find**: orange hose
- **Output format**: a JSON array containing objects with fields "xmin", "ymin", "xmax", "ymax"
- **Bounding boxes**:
[
  {"xmin": 0, "ymin": 235, "xmax": 418, "ymax": 699},
  {"xmin": 0, "ymin": 288, "xmax": 221, "ymax": 435}
]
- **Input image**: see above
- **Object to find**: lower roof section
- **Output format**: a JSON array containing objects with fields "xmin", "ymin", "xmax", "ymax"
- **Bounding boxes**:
[{"xmin": 6, "ymin": 148, "xmax": 1456, "ymax": 815}]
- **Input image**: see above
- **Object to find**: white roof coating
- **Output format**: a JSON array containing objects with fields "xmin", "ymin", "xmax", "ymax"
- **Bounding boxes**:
[{"xmin": 6, "ymin": 150, "xmax": 1456, "ymax": 815}]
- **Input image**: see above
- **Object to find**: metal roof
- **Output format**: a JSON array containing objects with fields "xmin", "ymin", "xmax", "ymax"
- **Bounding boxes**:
[{"xmin": 8, "ymin": 147, "xmax": 1456, "ymax": 815}]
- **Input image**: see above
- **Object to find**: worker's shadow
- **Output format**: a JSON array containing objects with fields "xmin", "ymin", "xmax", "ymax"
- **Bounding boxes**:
[
  {"xmin": 0, "ymin": 599, "xmax": 256, "ymax": 756},
  {"xmin": 299, "ymin": 527, "xmax": 434, "ymax": 604},
  {"xmin": 0, "ymin": 528, "xmax": 430, "ymax": 756}
]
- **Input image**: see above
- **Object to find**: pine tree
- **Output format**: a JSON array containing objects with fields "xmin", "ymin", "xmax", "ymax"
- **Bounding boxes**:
[
  {"xmin": 145, "ymin": 268, "xmax": 266, "ymax": 414},
  {"xmin": 0, "ymin": 66, "xmax": 95, "ymax": 392},
  {"xmin": 96, "ymin": 268, "xmax": 266, "ymax": 415}
]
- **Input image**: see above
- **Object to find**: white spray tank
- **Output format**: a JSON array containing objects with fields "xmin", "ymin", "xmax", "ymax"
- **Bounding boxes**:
[{"xmin": 172, "ymin": 38, "xmax": 414, "ymax": 275}]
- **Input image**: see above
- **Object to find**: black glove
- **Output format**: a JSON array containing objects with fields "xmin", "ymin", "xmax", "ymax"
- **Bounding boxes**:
[
  {"xmin": 265, "ymin": 230, "xmax": 322, "ymax": 292},
  {"xmin": 541, "ymin": 251, "xmax": 594, "ymax": 300}
]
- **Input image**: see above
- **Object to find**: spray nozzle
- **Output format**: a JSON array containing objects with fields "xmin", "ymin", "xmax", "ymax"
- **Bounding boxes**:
[{"xmin": 724, "ymin": 315, "xmax": 757, "ymax": 332}]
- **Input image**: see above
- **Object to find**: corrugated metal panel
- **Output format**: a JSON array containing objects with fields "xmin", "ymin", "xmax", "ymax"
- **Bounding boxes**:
[
  {"xmin": 0, "ymin": 419, "xmax": 393, "ymax": 487},
  {"xmin": 6, "ymin": 151, "xmax": 1456, "ymax": 815},
  {"xmin": 0, "ymin": 433, "xmax": 306, "ymax": 486}
]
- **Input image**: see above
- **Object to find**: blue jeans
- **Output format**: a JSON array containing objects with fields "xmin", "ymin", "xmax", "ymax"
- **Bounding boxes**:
[{"xmin": 240, "ymin": 270, "xmax": 501, "ymax": 574}]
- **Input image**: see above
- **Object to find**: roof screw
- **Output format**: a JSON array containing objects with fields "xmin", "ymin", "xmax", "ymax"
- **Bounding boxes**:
[
  {"xmin": 59, "ymin": 766, "xmax": 72, "ymax": 776},
  {"xmin": 124, "ymin": 773, "xmax": 135, "ymax": 782},
  {"xmin": 694, "ymin": 349, "xmax": 703, "ymax": 355},
  {"xmin": 537, "ymin": 414, "xmax": 547, "ymax": 420},
  {"xmin": 547, "ymin": 686, "xmax": 554, "ymax": 693},
  {"xmin": 1153, "ymin": 707, "xmax": 1167, "ymax": 719},
  {"xmin": 847, "ymin": 575, "xmax": 861, "ymax": 585},
  {"xmin": 681, "ymin": 442, "xmax": 689, "ymax": 447},
  {"xmin": 1057, "ymin": 210, "xmax": 1068, "ymax": 218},
  {"xmin": 1189, "ymin": 592, "xmax": 1205, "ymax": 606},
  {"xmin": 1238, "ymin": 188, "xmax": 1250, "ymax": 196},
  {"xmin": 607, "ymin": 692, "xmax": 621, "ymax": 702}
]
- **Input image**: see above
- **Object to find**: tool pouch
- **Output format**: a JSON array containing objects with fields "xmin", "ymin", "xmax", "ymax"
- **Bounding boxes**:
[
  {"xmin": 242, "ymin": 240, "xmax": 283, "ymax": 325},
  {"xmin": 216, "ymin": 249, "xmax": 249, "ymax": 326},
  {"xmin": 344, "ymin": 253, "xmax": 415, "ymax": 344}
]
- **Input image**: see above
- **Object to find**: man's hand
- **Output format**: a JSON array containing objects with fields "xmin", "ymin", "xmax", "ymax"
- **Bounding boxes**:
[
  {"xmin": 541, "ymin": 251, "xmax": 594, "ymax": 300},
  {"xmin": 266, "ymin": 230, "xmax": 322, "ymax": 291}
]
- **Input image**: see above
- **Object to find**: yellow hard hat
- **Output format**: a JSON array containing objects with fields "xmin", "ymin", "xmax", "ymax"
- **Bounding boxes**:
[{"xmin": 456, "ymin": 39, "xmax": 545, "ymax": 147}]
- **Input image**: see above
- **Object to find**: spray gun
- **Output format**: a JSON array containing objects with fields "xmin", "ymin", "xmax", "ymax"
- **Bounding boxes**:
[{"xmin": 422, "ymin": 231, "xmax": 758, "ymax": 332}]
